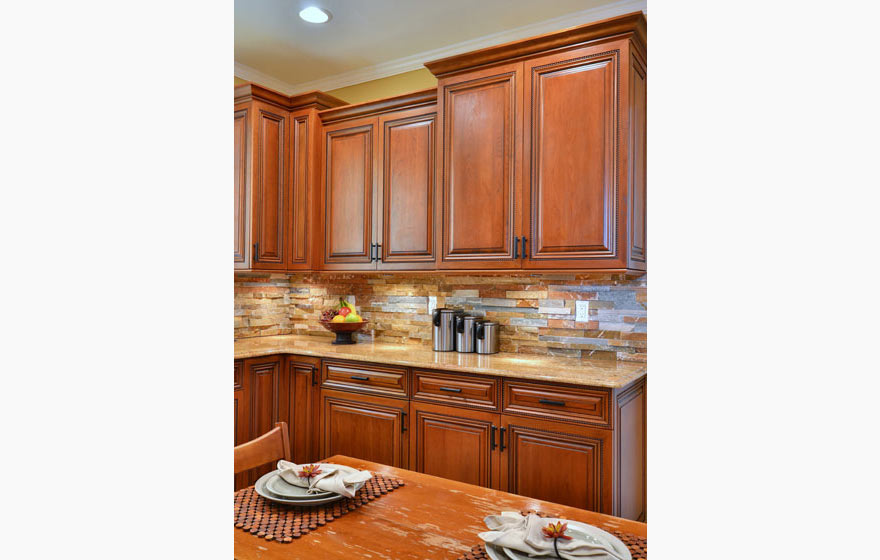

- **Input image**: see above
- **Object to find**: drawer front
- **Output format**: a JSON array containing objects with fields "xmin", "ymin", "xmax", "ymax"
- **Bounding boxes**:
[
  {"xmin": 412, "ymin": 369, "xmax": 499, "ymax": 411},
  {"xmin": 502, "ymin": 380, "xmax": 611, "ymax": 427},
  {"xmin": 322, "ymin": 360, "xmax": 408, "ymax": 398}
]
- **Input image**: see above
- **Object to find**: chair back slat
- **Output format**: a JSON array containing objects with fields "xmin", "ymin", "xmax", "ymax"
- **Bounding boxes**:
[{"xmin": 234, "ymin": 422, "xmax": 291, "ymax": 474}]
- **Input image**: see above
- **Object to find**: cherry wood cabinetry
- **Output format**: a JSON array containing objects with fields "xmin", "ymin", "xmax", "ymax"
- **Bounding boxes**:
[
  {"xmin": 410, "ymin": 401, "xmax": 500, "ymax": 489},
  {"xmin": 318, "ymin": 89, "xmax": 438, "ymax": 271},
  {"xmin": 320, "ymin": 389, "xmax": 409, "ymax": 468},
  {"xmin": 235, "ymin": 354, "xmax": 646, "ymax": 519},
  {"xmin": 437, "ymin": 63, "xmax": 523, "ymax": 269},
  {"xmin": 233, "ymin": 84, "xmax": 346, "ymax": 271},
  {"xmin": 426, "ymin": 11, "xmax": 647, "ymax": 273}
]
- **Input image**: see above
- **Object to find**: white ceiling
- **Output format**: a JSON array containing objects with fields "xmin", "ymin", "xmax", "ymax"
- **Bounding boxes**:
[{"xmin": 234, "ymin": 0, "xmax": 647, "ymax": 94}]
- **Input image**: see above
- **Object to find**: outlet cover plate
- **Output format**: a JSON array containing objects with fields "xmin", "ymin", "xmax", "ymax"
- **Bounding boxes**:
[{"xmin": 575, "ymin": 300, "xmax": 590, "ymax": 322}]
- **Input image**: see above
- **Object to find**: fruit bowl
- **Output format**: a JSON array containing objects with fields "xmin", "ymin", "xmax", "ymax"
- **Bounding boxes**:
[{"xmin": 319, "ymin": 319, "xmax": 369, "ymax": 345}]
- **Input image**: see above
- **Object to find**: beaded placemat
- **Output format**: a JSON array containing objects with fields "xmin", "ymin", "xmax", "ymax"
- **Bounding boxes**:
[
  {"xmin": 457, "ymin": 510, "xmax": 647, "ymax": 560},
  {"xmin": 233, "ymin": 473, "xmax": 404, "ymax": 542}
]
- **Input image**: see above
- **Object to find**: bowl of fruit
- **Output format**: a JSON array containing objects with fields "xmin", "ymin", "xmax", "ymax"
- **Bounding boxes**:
[{"xmin": 319, "ymin": 298, "xmax": 368, "ymax": 345}]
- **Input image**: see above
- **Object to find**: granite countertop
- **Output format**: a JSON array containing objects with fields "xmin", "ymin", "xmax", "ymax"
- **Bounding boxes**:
[{"xmin": 234, "ymin": 335, "xmax": 646, "ymax": 389}]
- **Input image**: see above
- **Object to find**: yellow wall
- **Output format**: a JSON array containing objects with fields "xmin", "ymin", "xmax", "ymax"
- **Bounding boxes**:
[
  {"xmin": 327, "ymin": 69, "xmax": 437, "ymax": 104},
  {"xmin": 234, "ymin": 76, "xmax": 249, "ymax": 86}
]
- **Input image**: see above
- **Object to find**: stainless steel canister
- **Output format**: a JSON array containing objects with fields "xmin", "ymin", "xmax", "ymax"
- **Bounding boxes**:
[
  {"xmin": 432, "ymin": 308, "xmax": 456, "ymax": 351},
  {"xmin": 475, "ymin": 320, "xmax": 500, "ymax": 354},
  {"xmin": 455, "ymin": 315, "xmax": 478, "ymax": 353}
]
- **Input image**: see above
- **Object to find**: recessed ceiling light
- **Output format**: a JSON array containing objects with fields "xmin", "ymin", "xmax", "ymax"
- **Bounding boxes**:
[{"xmin": 299, "ymin": 6, "xmax": 330, "ymax": 24}]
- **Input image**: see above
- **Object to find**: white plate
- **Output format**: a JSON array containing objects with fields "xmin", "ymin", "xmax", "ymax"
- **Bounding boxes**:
[
  {"xmin": 266, "ymin": 474, "xmax": 334, "ymax": 499},
  {"xmin": 254, "ymin": 464, "xmax": 368, "ymax": 507},
  {"xmin": 483, "ymin": 520, "xmax": 632, "ymax": 560}
]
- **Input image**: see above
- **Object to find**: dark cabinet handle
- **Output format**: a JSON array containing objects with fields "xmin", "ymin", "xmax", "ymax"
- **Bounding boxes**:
[
  {"xmin": 521, "ymin": 237, "xmax": 527, "ymax": 258},
  {"xmin": 490, "ymin": 425, "xmax": 497, "ymax": 450},
  {"xmin": 513, "ymin": 237, "xmax": 519, "ymax": 259},
  {"xmin": 499, "ymin": 427, "xmax": 506, "ymax": 452},
  {"xmin": 439, "ymin": 387, "xmax": 462, "ymax": 393},
  {"xmin": 539, "ymin": 398, "xmax": 566, "ymax": 406},
  {"xmin": 351, "ymin": 375, "xmax": 369, "ymax": 381},
  {"xmin": 401, "ymin": 411, "xmax": 407, "ymax": 433},
  {"xmin": 312, "ymin": 369, "xmax": 317, "ymax": 386},
  {"xmin": 376, "ymin": 243, "xmax": 382, "ymax": 262},
  {"xmin": 369, "ymin": 243, "xmax": 375, "ymax": 261},
  {"xmin": 253, "ymin": 242, "xmax": 259, "ymax": 262}
]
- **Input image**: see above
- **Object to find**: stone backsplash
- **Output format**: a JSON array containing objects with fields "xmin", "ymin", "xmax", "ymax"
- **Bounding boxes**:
[{"xmin": 234, "ymin": 272, "xmax": 646, "ymax": 362}]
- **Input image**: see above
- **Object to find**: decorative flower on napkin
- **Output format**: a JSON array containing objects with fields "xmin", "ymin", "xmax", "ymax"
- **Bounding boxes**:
[
  {"xmin": 297, "ymin": 464, "xmax": 323, "ymax": 478},
  {"xmin": 543, "ymin": 521, "xmax": 573, "ymax": 557}
]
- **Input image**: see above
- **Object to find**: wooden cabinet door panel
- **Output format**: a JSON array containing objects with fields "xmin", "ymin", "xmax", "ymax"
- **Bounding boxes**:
[
  {"xmin": 627, "ymin": 52, "xmax": 647, "ymax": 270},
  {"xmin": 501, "ymin": 415, "xmax": 612, "ymax": 514},
  {"xmin": 439, "ymin": 63, "xmax": 523, "ymax": 268},
  {"xmin": 252, "ymin": 102, "xmax": 288, "ymax": 269},
  {"xmin": 234, "ymin": 107, "xmax": 250, "ymax": 268},
  {"xmin": 288, "ymin": 109, "xmax": 312, "ymax": 269},
  {"xmin": 321, "ymin": 390, "xmax": 407, "ymax": 468},
  {"xmin": 410, "ymin": 402, "xmax": 499, "ymax": 489},
  {"xmin": 523, "ymin": 46, "xmax": 620, "ymax": 268},
  {"xmin": 284, "ymin": 356, "xmax": 321, "ymax": 464},
  {"xmin": 378, "ymin": 105, "xmax": 437, "ymax": 269},
  {"xmin": 246, "ymin": 356, "xmax": 282, "ymax": 483},
  {"xmin": 234, "ymin": 360, "xmax": 249, "ymax": 490},
  {"xmin": 322, "ymin": 118, "xmax": 378, "ymax": 269}
]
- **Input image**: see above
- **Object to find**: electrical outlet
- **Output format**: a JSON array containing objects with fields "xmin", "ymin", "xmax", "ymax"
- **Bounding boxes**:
[
  {"xmin": 346, "ymin": 295, "xmax": 356, "ymax": 307},
  {"xmin": 575, "ymin": 300, "xmax": 590, "ymax": 322},
  {"xmin": 428, "ymin": 296, "xmax": 437, "ymax": 314}
]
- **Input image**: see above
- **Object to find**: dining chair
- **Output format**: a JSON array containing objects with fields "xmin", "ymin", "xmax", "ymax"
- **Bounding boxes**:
[{"xmin": 234, "ymin": 421, "xmax": 292, "ymax": 475}]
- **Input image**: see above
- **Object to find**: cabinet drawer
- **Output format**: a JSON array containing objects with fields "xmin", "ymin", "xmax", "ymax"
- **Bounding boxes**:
[
  {"xmin": 412, "ymin": 369, "xmax": 499, "ymax": 411},
  {"xmin": 502, "ymin": 380, "xmax": 611, "ymax": 427},
  {"xmin": 321, "ymin": 360, "xmax": 408, "ymax": 398}
]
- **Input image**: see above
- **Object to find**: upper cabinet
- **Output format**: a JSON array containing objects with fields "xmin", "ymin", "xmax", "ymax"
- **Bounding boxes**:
[
  {"xmin": 318, "ymin": 90, "xmax": 438, "ymax": 271},
  {"xmin": 426, "ymin": 11, "xmax": 647, "ymax": 273},
  {"xmin": 234, "ymin": 12, "xmax": 646, "ymax": 274},
  {"xmin": 233, "ymin": 84, "xmax": 347, "ymax": 271}
]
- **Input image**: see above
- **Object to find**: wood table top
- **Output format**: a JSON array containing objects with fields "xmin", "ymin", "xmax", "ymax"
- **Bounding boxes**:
[{"xmin": 234, "ymin": 455, "xmax": 647, "ymax": 560}]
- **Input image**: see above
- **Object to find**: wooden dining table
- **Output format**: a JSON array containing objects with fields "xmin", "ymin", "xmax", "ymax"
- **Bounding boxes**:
[{"xmin": 234, "ymin": 455, "xmax": 647, "ymax": 559}]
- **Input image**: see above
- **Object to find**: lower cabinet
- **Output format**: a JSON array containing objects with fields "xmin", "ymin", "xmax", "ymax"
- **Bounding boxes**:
[
  {"xmin": 409, "ymin": 401, "xmax": 500, "ymax": 489},
  {"xmin": 281, "ymin": 355, "xmax": 321, "ymax": 464},
  {"xmin": 500, "ymin": 415, "xmax": 611, "ymax": 513},
  {"xmin": 320, "ymin": 389, "xmax": 409, "ymax": 468}
]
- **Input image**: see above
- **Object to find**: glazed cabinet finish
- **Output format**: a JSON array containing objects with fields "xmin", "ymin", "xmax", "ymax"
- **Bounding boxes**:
[
  {"xmin": 319, "ymin": 99, "xmax": 438, "ymax": 270},
  {"xmin": 500, "ymin": 415, "xmax": 612, "ymax": 514},
  {"xmin": 523, "ymin": 45, "xmax": 619, "ymax": 268},
  {"xmin": 251, "ymin": 101, "xmax": 289, "ymax": 269},
  {"xmin": 233, "ymin": 109, "xmax": 250, "ymax": 268},
  {"xmin": 377, "ymin": 105, "xmax": 437, "ymax": 269},
  {"xmin": 320, "ymin": 389, "xmax": 409, "ymax": 468},
  {"xmin": 321, "ymin": 117, "xmax": 378, "ymax": 269},
  {"xmin": 438, "ymin": 63, "xmax": 523, "ymax": 269},
  {"xmin": 235, "ymin": 354, "xmax": 646, "ymax": 519},
  {"xmin": 410, "ymin": 401, "xmax": 499, "ymax": 489}
]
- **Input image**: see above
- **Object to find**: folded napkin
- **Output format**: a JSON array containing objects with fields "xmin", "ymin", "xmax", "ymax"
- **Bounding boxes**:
[
  {"xmin": 479, "ymin": 512, "xmax": 627, "ymax": 560},
  {"xmin": 276, "ymin": 461, "xmax": 371, "ymax": 498}
]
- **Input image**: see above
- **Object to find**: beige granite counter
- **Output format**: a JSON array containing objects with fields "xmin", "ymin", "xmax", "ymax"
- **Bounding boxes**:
[{"xmin": 234, "ymin": 335, "xmax": 646, "ymax": 389}]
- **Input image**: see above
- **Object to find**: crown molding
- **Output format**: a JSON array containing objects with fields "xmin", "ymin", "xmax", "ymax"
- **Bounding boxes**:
[
  {"xmin": 235, "ymin": 0, "xmax": 646, "ymax": 96},
  {"xmin": 233, "ymin": 61, "xmax": 299, "ymax": 95}
]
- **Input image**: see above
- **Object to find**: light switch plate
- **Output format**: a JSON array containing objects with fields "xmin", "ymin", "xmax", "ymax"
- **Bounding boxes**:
[
  {"xmin": 428, "ymin": 296, "xmax": 437, "ymax": 314},
  {"xmin": 575, "ymin": 300, "xmax": 590, "ymax": 322}
]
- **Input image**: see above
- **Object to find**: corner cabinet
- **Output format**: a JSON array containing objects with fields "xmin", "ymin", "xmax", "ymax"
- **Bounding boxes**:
[
  {"xmin": 318, "ymin": 89, "xmax": 438, "ymax": 271},
  {"xmin": 233, "ymin": 84, "xmax": 347, "ymax": 271},
  {"xmin": 427, "ymin": 12, "xmax": 647, "ymax": 273}
]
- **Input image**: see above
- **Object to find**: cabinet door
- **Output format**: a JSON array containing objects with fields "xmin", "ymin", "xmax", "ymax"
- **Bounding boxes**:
[
  {"xmin": 410, "ymin": 401, "xmax": 500, "ymax": 489},
  {"xmin": 245, "ymin": 356, "xmax": 282, "ymax": 483},
  {"xmin": 377, "ymin": 105, "xmax": 437, "ymax": 269},
  {"xmin": 283, "ymin": 356, "xmax": 321, "ymax": 463},
  {"xmin": 234, "ymin": 360, "xmax": 249, "ymax": 490},
  {"xmin": 234, "ymin": 106, "xmax": 250, "ymax": 269},
  {"xmin": 523, "ymin": 45, "xmax": 622, "ymax": 269},
  {"xmin": 438, "ymin": 62, "xmax": 523, "ymax": 269},
  {"xmin": 288, "ymin": 108, "xmax": 315, "ymax": 270},
  {"xmin": 321, "ymin": 117, "xmax": 378, "ymax": 270},
  {"xmin": 500, "ymin": 415, "xmax": 612, "ymax": 514},
  {"xmin": 251, "ymin": 102, "xmax": 289, "ymax": 269},
  {"xmin": 320, "ymin": 389, "xmax": 408, "ymax": 467}
]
